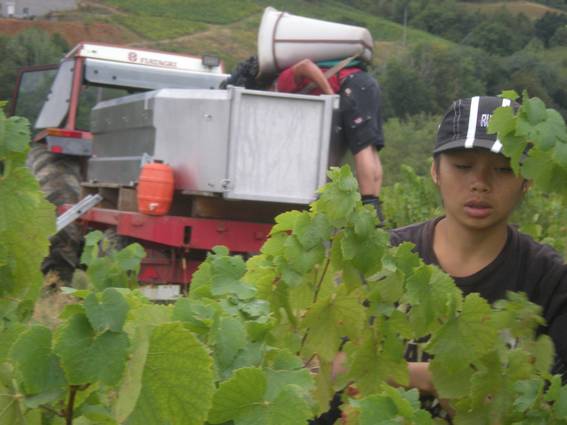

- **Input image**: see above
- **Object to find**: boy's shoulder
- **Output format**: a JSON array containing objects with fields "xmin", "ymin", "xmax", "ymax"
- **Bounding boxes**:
[
  {"xmin": 510, "ymin": 226, "xmax": 565, "ymax": 268},
  {"xmin": 389, "ymin": 217, "xmax": 440, "ymax": 247}
]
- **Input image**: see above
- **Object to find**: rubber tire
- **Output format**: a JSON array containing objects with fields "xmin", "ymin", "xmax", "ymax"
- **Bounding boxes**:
[{"xmin": 27, "ymin": 143, "xmax": 83, "ymax": 282}]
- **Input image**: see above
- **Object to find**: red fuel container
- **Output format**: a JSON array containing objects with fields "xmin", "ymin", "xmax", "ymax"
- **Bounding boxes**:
[{"xmin": 137, "ymin": 161, "xmax": 175, "ymax": 216}]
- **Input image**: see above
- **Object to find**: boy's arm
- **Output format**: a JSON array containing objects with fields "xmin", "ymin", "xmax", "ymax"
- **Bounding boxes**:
[{"xmin": 289, "ymin": 59, "xmax": 335, "ymax": 95}]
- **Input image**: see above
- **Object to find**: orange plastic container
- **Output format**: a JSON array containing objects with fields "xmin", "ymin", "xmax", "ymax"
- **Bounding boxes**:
[{"xmin": 137, "ymin": 161, "xmax": 175, "ymax": 216}]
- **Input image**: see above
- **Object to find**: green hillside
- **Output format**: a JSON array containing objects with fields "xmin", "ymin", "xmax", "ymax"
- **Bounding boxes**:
[
  {"xmin": 459, "ymin": 0, "xmax": 565, "ymax": 18},
  {"xmin": 88, "ymin": 0, "xmax": 452, "ymax": 69}
]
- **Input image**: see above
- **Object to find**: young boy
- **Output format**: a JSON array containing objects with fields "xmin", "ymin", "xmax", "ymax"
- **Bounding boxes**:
[
  {"xmin": 274, "ymin": 58, "xmax": 385, "ymax": 223},
  {"xmin": 391, "ymin": 96, "xmax": 567, "ymax": 397}
]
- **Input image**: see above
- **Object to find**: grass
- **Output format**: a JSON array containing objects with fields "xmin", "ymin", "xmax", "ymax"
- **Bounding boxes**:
[
  {"xmin": 110, "ymin": 15, "xmax": 208, "ymax": 40},
  {"xmin": 459, "ymin": 1, "xmax": 566, "ymax": 19},
  {"xmin": 130, "ymin": 0, "xmax": 453, "ymax": 71},
  {"xmin": 101, "ymin": 0, "xmax": 262, "ymax": 24},
  {"xmin": 255, "ymin": 0, "xmax": 453, "ymax": 46}
]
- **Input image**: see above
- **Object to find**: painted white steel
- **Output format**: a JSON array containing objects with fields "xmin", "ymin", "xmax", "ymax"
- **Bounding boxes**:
[
  {"xmin": 140, "ymin": 285, "xmax": 181, "ymax": 301},
  {"xmin": 74, "ymin": 43, "xmax": 224, "ymax": 74},
  {"xmin": 465, "ymin": 96, "xmax": 480, "ymax": 149}
]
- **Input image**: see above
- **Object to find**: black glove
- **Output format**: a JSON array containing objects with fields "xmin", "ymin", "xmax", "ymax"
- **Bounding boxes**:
[{"xmin": 361, "ymin": 195, "xmax": 384, "ymax": 227}]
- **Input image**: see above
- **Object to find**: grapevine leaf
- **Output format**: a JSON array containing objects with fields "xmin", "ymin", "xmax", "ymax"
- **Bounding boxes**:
[
  {"xmin": 391, "ymin": 243, "xmax": 422, "ymax": 277},
  {"xmin": 501, "ymin": 90, "xmax": 520, "ymax": 102},
  {"xmin": 427, "ymin": 294, "xmax": 495, "ymax": 367},
  {"xmin": 0, "ymin": 322, "xmax": 25, "ymax": 363},
  {"xmin": 367, "ymin": 271, "xmax": 405, "ymax": 306},
  {"xmin": 468, "ymin": 351, "xmax": 507, "ymax": 412},
  {"xmin": 313, "ymin": 359, "xmax": 335, "ymax": 415},
  {"xmin": 532, "ymin": 335, "xmax": 554, "ymax": 376},
  {"xmin": 125, "ymin": 323, "xmax": 214, "ymax": 425},
  {"xmin": 553, "ymin": 141, "xmax": 567, "ymax": 168},
  {"xmin": 524, "ymin": 97, "xmax": 547, "ymax": 126},
  {"xmin": 402, "ymin": 266, "xmax": 438, "ymax": 336},
  {"xmin": 514, "ymin": 379, "xmax": 543, "ymax": 413},
  {"xmin": 314, "ymin": 166, "xmax": 360, "ymax": 227},
  {"xmin": 208, "ymin": 367, "xmax": 312, "ymax": 425},
  {"xmin": 345, "ymin": 333, "xmax": 385, "ymax": 394},
  {"xmin": 341, "ymin": 228, "xmax": 386, "ymax": 275},
  {"xmin": 352, "ymin": 207, "xmax": 376, "ymax": 237},
  {"xmin": 488, "ymin": 105, "xmax": 516, "ymax": 137},
  {"xmin": 554, "ymin": 385, "xmax": 567, "ymax": 419},
  {"xmin": 210, "ymin": 315, "xmax": 248, "ymax": 377},
  {"xmin": 358, "ymin": 394, "xmax": 398, "ymax": 425},
  {"xmin": 544, "ymin": 375, "xmax": 562, "ymax": 402},
  {"xmin": 303, "ymin": 286, "xmax": 366, "ymax": 361},
  {"xmin": 189, "ymin": 261, "xmax": 213, "ymax": 299},
  {"xmin": 267, "ymin": 386, "xmax": 313, "ymax": 424},
  {"xmin": 294, "ymin": 212, "xmax": 331, "ymax": 250},
  {"xmin": 54, "ymin": 313, "xmax": 129, "ymax": 385},
  {"xmin": 0, "ymin": 114, "xmax": 29, "ymax": 159},
  {"xmin": 265, "ymin": 367, "xmax": 314, "ymax": 400},
  {"xmin": 207, "ymin": 367, "xmax": 266, "ymax": 424},
  {"xmin": 347, "ymin": 326, "xmax": 408, "ymax": 394},
  {"xmin": 284, "ymin": 234, "xmax": 325, "ymax": 274},
  {"xmin": 0, "ymin": 165, "xmax": 54, "ymax": 317},
  {"xmin": 10, "ymin": 325, "xmax": 66, "ymax": 396},
  {"xmin": 429, "ymin": 358, "xmax": 473, "ymax": 399},
  {"xmin": 171, "ymin": 297, "xmax": 216, "ymax": 334},
  {"xmin": 261, "ymin": 232, "xmax": 287, "ymax": 257},
  {"xmin": 0, "ymin": 364, "xmax": 26, "ymax": 425},
  {"xmin": 84, "ymin": 288, "xmax": 129, "ymax": 333},
  {"xmin": 270, "ymin": 210, "xmax": 302, "ymax": 235},
  {"xmin": 211, "ymin": 254, "xmax": 255, "ymax": 299},
  {"xmin": 114, "ymin": 304, "xmax": 171, "ymax": 423}
]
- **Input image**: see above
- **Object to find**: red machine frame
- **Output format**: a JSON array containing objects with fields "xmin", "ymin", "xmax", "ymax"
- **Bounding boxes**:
[{"xmin": 71, "ymin": 206, "xmax": 273, "ymax": 291}]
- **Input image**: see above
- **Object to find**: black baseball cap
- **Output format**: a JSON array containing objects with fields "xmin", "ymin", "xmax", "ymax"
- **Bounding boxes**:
[{"xmin": 434, "ymin": 96, "xmax": 518, "ymax": 155}]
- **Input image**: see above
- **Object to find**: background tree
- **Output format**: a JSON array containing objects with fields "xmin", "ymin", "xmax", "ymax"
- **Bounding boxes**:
[
  {"xmin": 534, "ymin": 12, "xmax": 567, "ymax": 47},
  {"xmin": 0, "ymin": 28, "xmax": 68, "ymax": 106}
]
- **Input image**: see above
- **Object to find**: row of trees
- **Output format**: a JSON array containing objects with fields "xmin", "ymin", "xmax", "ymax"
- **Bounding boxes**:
[
  {"xmin": 0, "ymin": 29, "xmax": 68, "ymax": 107},
  {"xmin": 375, "ymin": 40, "xmax": 567, "ymax": 120},
  {"xmin": 346, "ymin": 0, "xmax": 567, "ymax": 52}
]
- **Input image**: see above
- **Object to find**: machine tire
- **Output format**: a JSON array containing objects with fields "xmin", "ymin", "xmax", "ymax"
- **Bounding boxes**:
[{"xmin": 27, "ymin": 143, "xmax": 83, "ymax": 282}]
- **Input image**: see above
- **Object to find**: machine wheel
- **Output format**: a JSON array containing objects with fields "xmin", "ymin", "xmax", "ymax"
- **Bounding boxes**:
[{"xmin": 27, "ymin": 143, "xmax": 83, "ymax": 282}]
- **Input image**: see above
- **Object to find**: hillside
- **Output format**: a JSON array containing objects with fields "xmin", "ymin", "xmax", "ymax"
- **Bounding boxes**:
[
  {"xmin": 0, "ymin": 0, "xmax": 453, "ymax": 69},
  {"xmin": 459, "ymin": 0, "xmax": 566, "ymax": 18}
]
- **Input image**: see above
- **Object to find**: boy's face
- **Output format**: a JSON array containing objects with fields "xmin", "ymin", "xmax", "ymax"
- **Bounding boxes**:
[{"xmin": 431, "ymin": 149, "xmax": 526, "ymax": 231}]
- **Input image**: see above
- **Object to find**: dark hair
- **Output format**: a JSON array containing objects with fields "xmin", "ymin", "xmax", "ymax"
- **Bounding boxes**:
[{"xmin": 220, "ymin": 56, "xmax": 273, "ymax": 90}]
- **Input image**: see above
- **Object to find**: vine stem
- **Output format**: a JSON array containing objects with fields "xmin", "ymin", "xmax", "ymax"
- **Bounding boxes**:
[
  {"xmin": 298, "ymin": 255, "xmax": 332, "ymax": 354},
  {"xmin": 65, "ymin": 386, "xmax": 79, "ymax": 425}
]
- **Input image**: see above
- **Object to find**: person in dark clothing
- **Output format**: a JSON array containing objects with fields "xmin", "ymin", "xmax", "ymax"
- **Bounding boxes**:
[
  {"xmin": 222, "ymin": 56, "xmax": 386, "ymax": 224},
  {"xmin": 275, "ymin": 58, "xmax": 385, "ymax": 223},
  {"xmin": 390, "ymin": 96, "xmax": 567, "ymax": 399}
]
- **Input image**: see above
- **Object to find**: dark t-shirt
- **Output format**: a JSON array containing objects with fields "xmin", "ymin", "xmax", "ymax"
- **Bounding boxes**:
[{"xmin": 390, "ymin": 217, "xmax": 567, "ymax": 375}]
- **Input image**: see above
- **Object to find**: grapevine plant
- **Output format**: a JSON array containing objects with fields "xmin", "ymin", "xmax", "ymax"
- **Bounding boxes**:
[{"xmin": 1, "ymin": 93, "xmax": 567, "ymax": 425}]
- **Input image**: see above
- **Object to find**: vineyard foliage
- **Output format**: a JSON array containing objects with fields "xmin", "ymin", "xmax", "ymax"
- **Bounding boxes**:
[{"xmin": 1, "ymin": 95, "xmax": 567, "ymax": 425}]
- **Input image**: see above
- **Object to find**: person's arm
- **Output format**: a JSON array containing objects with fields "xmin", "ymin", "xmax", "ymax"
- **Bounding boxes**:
[
  {"xmin": 407, "ymin": 362, "xmax": 435, "ymax": 394},
  {"xmin": 289, "ymin": 59, "xmax": 334, "ymax": 95}
]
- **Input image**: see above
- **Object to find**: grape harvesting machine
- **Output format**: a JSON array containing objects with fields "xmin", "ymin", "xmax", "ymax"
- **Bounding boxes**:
[{"xmin": 10, "ymin": 42, "xmax": 345, "ymax": 300}]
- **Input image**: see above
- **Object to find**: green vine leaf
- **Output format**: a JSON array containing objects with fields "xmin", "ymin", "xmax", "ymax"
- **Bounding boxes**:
[
  {"xmin": 10, "ymin": 325, "xmax": 66, "ymax": 397},
  {"xmin": 0, "ymin": 112, "xmax": 54, "ymax": 318},
  {"xmin": 125, "ymin": 323, "xmax": 214, "ymax": 425},
  {"xmin": 54, "ymin": 313, "xmax": 129, "ymax": 386},
  {"xmin": 208, "ymin": 367, "xmax": 312, "ymax": 425},
  {"xmin": 302, "ymin": 285, "xmax": 366, "ymax": 361},
  {"xmin": 84, "ymin": 288, "xmax": 129, "ymax": 333}
]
